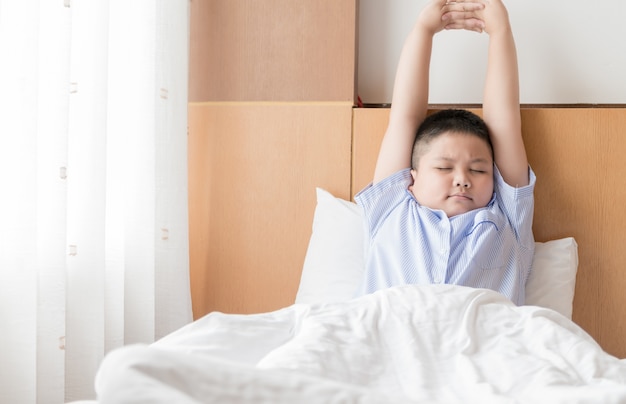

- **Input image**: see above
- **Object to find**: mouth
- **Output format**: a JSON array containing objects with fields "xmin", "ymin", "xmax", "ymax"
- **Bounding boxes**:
[{"xmin": 449, "ymin": 193, "xmax": 472, "ymax": 201}]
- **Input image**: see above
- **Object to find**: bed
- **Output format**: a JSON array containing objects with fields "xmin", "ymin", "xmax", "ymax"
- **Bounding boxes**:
[{"xmin": 87, "ymin": 106, "xmax": 626, "ymax": 403}]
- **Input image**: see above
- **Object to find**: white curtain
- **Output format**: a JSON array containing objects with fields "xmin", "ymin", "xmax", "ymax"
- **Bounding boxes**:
[{"xmin": 0, "ymin": 1, "xmax": 192, "ymax": 402}]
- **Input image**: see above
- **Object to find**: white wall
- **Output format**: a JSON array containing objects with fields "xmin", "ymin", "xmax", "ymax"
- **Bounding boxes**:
[{"xmin": 358, "ymin": 0, "xmax": 626, "ymax": 104}]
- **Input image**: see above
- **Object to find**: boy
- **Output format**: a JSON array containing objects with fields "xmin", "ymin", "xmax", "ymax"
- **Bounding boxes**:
[{"xmin": 355, "ymin": 0, "xmax": 535, "ymax": 305}]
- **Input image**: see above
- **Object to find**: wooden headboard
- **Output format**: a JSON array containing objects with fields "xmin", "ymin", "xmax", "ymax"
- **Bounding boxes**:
[
  {"xmin": 188, "ymin": 105, "xmax": 626, "ymax": 359},
  {"xmin": 352, "ymin": 107, "xmax": 626, "ymax": 358}
]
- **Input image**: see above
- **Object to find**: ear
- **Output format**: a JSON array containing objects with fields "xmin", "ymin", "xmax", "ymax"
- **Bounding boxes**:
[{"xmin": 410, "ymin": 169, "xmax": 418, "ymax": 182}]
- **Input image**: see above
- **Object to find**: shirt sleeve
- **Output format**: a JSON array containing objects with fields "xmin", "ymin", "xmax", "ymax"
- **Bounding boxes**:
[
  {"xmin": 494, "ymin": 164, "xmax": 536, "ymax": 249},
  {"xmin": 355, "ymin": 169, "xmax": 413, "ymax": 239}
]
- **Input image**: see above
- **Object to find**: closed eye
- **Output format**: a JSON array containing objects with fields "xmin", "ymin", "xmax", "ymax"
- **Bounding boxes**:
[
  {"xmin": 470, "ymin": 169, "xmax": 487, "ymax": 174},
  {"xmin": 436, "ymin": 167, "xmax": 452, "ymax": 171}
]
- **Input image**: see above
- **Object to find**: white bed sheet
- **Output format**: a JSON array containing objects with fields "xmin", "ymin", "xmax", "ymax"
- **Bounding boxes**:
[{"xmin": 94, "ymin": 284, "xmax": 626, "ymax": 403}]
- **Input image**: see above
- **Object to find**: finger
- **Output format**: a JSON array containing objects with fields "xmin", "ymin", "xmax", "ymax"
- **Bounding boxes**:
[
  {"xmin": 442, "ymin": 10, "xmax": 483, "ymax": 24},
  {"xmin": 442, "ymin": 1, "xmax": 485, "ymax": 13},
  {"xmin": 443, "ymin": 0, "xmax": 484, "ymax": 5},
  {"xmin": 444, "ymin": 18, "xmax": 485, "ymax": 33}
]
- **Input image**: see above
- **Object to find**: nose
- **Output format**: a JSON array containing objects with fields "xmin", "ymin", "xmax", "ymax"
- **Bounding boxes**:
[{"xmin": 454, "ymin": 172, "xmax": 470, "ymax": 188}]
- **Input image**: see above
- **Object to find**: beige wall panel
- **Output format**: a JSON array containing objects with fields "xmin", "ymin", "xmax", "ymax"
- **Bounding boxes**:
[
  {"xmin": 351, "ymin": 108, "xmax": 389, "ymax": 196},
  {"xmin": 188, "ymin": 102, "xmax": 353, "ymax": 318},
  {"xmin": 522, "ymin": 108, "xmax": 626, "ymax": 359},
  {"xmin": 189, "ymin": 0, "xmax": 358, "ymax": 103},
  {"xmin": 352, "ymin": 107, "xmax": 626, "ymax": 358}
]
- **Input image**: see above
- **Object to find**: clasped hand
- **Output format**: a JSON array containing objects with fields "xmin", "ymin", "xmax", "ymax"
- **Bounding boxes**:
[{"xmin": 420, "ymin": 0, "xmax": 510, "ymax": 35}]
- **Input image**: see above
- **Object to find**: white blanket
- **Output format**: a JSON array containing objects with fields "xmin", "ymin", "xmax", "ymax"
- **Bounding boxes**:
[{"xmin": 94, "ymin": 285, "xmax": 626, "ymax": 403}]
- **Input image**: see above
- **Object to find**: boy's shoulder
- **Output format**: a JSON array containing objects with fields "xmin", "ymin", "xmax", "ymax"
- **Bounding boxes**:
[
  {"xmin": 493, "ymin": 164, "xmax": 536, "ymax": 200},
  {"xmin": 357, "ymin": 168, "xmax": 412, "ymax": 196}
]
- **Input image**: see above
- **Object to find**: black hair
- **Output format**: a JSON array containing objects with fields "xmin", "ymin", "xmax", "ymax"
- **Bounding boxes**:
[{"xmin": 411, "ymin": 109, "xmax": 493, "ymax": 170}]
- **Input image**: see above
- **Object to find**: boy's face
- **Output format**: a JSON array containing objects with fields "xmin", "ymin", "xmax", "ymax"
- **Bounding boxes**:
[{"xmin": 410, "ymin": 132, "xmax": 494, "ymax": 217}]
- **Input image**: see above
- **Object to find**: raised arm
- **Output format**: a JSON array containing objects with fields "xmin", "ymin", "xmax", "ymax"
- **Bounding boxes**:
[
  {"xmin": 480, "ymin": 0, "xmax": 529, "ymax": 187},
  {"xmin": 373, "ymin": 0, "xmax": 485, "ymax": 184}
]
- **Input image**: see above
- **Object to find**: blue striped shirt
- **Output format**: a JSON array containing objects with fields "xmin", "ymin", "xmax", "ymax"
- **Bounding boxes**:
[{"xmin": 354, "ymin": 166, "xmax": 535, "ymax": 305}]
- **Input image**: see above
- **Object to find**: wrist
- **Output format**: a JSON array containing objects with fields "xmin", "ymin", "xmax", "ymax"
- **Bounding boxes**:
[
  {"xmin": 485, "ymin": 23, "xmax": 513, "ymax": 38},
  {"xmin": 414, "ymin": 21, "xmax": 440, "ymax": 38}
]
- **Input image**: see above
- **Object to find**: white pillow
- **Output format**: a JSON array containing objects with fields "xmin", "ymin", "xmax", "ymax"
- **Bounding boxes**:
[
  {"xmin": 526, "ymin": 237, "xmax": 578, "ymax": 319},
  {"xmin": 296, "ymin": 188, "xmax": 579, "ymax": 319},
  {"xmin": 295, "ymin": 188, "xmax": 365, "ymax": 304}
]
